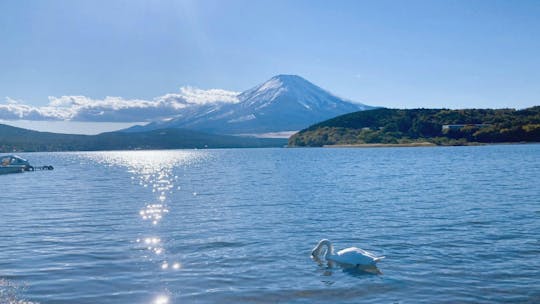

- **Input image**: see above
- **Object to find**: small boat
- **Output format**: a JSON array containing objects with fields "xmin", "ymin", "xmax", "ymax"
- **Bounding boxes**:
[{"xmin": 0, "ymin": 155, "xmax": 34, "ymax": 175}]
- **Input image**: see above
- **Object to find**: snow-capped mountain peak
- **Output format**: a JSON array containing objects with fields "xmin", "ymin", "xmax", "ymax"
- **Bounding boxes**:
[
  {"xmin": 237, "ymin": 74, "xmax": 360, "ymax": 112},
  {"xmin": 125, "ymin": 74, "xmax": 373, "ymax": 135},
  {"xmin": 239, "ymin": 75, "xmax": 290, "ymax": 106}
]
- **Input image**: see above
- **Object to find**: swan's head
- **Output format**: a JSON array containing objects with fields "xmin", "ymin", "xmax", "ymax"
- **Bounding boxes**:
[{"xmin": 311, "ymin": 239, "xmax": 332, "ymax": 257}]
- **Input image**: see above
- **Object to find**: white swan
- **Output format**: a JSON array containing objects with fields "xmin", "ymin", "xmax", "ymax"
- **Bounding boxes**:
[{"xmin": 311, "ymin": 239, "xmax": 384, "ymax": 266}]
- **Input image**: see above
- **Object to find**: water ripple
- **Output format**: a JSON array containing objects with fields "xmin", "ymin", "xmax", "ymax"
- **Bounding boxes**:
[{"xmin": 1, "ymin": 146, "xmax": 539, "ymax": 303}]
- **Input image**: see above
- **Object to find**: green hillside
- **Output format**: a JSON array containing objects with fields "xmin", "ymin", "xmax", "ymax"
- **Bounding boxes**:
[
  {"xmin": 0, "ymin": 124, "xmax": 286, "ymax": 152},
  {"xmin": 289, "ymin": 107, "xmax": 540, "ymax": 147}
]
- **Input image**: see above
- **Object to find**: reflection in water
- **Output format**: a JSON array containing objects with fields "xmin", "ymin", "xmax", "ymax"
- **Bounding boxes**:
[
  {"xmin": 140, "ymin": 204, "xmax": 169, "ymax": 225},
  {"xmin": 80, "ymin": 151, "xmax": 208, "ymax": 302},
  {"xmin": 136, "ymin": 237, "xmax": 164, "ymax": 256},
  {"xmin": 311, "ymin": 255, "xmax": 382, "ymax": 278}
]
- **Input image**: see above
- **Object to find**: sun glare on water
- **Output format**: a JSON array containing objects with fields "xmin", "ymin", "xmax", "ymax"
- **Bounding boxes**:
[
  {"xmin": 153, "ymin": 295, "xmax": 169, "ymax": 304},
  {"xmin": 77, "ymin": 150, "xmax": 205, "ymax": 300}
]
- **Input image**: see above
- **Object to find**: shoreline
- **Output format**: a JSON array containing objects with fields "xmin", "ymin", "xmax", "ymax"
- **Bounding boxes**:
[
  {"xmin": 322, "ymin": 141, "xmax": 540, "ymax": 148},
  {"xmin": 323, "ymin": 142, "xmax": 437, "ymax": 148}
]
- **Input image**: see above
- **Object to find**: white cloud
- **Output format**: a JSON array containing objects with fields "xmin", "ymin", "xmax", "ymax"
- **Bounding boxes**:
[
  {"xmin": 0, "ymin": 101, "xmax": 62, "ymax": 120},
  {"xmin": 5, "ymin": 97, "xmax": 21, "ymax": 104},
  {"xmin": 177, "ymin": 86, "xmax": 239, "ymax": 104},
  {"xmin": 0, "ymin": 87, "xmax": 240, "ymax": 122}
]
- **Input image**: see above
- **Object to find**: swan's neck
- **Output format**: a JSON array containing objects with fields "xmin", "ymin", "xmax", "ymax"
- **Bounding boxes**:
[
  {"xmin": 313, "ymin": 239, "xmax": 334, "ymax": 257},
  {"xmin": 324, "ymin": 242, "xmax": 334, "ymax": 257}
]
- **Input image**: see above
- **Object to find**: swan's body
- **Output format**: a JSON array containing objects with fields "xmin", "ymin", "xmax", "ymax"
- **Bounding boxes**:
[{"xmin": 311, "ymin": 239, "xmax": 384, "ymax": 266}]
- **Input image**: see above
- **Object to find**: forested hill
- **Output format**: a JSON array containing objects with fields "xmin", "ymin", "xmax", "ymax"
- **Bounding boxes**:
[
  {"xmin": 0, "ymin": 124, "xmax": 286, "ymax": 152},
  {"xmin": 289, "ymin": 106, "xmax": 540, "ymax": 147}
]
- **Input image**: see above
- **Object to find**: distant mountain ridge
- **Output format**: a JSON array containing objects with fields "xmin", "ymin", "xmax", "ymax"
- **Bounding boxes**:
[
  {"xmin": 0, "ymin": 124, "xmax": 286, "ymax": 152},
  {"xmin": 126, "ymin": 75, "xmax": 372, "ymax": 135}
]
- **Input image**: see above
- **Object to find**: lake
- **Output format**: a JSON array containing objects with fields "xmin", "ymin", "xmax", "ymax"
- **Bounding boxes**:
[{"xmin": 1, "ymin": 145, "xmax": 539, "ymax": 303}]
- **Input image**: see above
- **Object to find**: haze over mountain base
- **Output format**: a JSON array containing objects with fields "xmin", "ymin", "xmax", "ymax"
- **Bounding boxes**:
[{"xmin": 0, "ymin": 120, "xmax": 145, "ymax": 135}]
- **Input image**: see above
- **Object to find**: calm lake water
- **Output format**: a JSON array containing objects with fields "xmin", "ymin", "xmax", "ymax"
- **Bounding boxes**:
[{"xmin": 1, "ymin": 145, "xmax": 539, "ymax": 303}]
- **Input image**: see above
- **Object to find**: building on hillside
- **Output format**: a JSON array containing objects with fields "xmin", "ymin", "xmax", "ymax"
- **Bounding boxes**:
[{"xmin": 442, "ymin": 124, "xmax": 491, "ymax": 131}]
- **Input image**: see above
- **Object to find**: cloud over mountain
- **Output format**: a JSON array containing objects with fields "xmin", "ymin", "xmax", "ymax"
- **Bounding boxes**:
[{"xmin": 1, "ymin": 87, "xmax": 240, "ymax": 122}]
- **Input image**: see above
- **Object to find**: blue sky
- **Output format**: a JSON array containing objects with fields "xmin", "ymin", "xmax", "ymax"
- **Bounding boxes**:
[{"xmin": 1, "ymin": 0, "xmax": 539, "ymax": 111}]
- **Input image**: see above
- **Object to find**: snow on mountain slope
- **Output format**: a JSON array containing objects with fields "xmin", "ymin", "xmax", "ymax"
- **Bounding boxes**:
[
  {"xmin": 240, "ymin": 75, "xmax": 352, "ymax": 110},
  {"xmin": 126, "ymin": 75, "xmax": 372, "ymax": 134}
]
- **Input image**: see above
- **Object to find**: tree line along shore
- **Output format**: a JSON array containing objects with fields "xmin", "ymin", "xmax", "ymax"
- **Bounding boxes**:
[{"xmin": 289, "ymin": 107, "xmax": 540, "ymax": 147}]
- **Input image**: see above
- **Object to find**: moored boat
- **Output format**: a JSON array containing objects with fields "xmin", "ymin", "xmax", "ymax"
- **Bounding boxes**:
[{"xmin": 0, "ymin": 155, "xmax": 33, "ymax": 175}]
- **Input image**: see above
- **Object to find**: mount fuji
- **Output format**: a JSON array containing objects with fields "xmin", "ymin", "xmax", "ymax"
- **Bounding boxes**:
[{"xmin": 126, "ymin": 75, "xmax": 372, "ymax": 135}]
